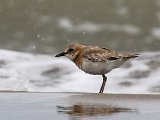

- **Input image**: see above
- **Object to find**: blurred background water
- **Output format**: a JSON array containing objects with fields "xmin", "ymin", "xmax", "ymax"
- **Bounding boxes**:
[
  {"xmin": 1, "ymin": 0, "xmax": 160, "ymax": 53},
  {"xmin": 0, "ymin": 0, "xmax": 160, "ymax": 93}
]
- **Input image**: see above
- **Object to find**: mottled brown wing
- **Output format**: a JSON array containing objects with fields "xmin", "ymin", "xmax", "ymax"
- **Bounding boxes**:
[
  {"xmin": 83, "ymin": 47, "xmax": 121, "ymax": 62},
  {"xmin": 83, "ymin": 47, "xmax": 138, "ymax": 62}
]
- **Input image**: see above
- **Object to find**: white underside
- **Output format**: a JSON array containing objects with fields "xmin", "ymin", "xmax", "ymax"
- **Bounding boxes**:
[{"xmin": 81, "ymin": 59, "xmax": 127, "ymax": 75}]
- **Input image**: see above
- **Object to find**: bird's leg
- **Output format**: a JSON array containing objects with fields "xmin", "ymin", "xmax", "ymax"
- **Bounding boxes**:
[{"xmin": 99, "ymin": 74, "xmax": 107, "ymax": 93}]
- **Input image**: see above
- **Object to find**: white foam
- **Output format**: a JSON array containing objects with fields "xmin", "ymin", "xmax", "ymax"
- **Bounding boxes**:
[
  {"xmin": 151, "ymin": 27, "xmax": 160, "ymax": 39},
  {"xmin": 0, "ymin": 49, "xmax": 160, "ymax": 94},
  {"xmin": 58, "ymin": 18, "xmax": 141, "ymax": 34}
]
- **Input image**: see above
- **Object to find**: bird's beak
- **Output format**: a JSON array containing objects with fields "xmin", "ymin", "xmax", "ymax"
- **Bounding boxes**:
[{"xmin": 55, "ymin": 52, "xmax": 67, "ymax": 57}]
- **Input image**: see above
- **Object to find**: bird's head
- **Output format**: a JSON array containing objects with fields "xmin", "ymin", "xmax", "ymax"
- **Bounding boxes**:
[{"xmin": 55, "ymin": 44, "xmax": 86, "ymax": 61}]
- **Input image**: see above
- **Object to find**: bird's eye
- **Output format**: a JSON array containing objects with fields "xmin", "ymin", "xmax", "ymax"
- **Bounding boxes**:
[{"xmin": 68, "ymin": 48, "xmax": 74, "ymax": 52}]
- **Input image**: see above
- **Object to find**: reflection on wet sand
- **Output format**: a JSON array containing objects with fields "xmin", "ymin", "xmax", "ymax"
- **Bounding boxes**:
[{"xmin": 57, "ymin": 103, "xmax": 134, "ymax": 118}]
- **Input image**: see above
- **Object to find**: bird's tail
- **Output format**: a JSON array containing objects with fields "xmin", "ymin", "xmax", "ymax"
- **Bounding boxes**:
[{"xmin": 125, "ymin": 53, "xmax": 139, "ymax": 59}]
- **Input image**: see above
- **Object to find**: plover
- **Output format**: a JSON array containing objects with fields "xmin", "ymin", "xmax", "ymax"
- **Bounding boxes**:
[{"xmin": 55, "ymin": 44, "xmax": 139, "ymax": 93}]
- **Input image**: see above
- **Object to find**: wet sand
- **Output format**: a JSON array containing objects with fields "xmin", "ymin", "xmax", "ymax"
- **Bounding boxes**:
[{"xmin": 0, "ymin": 92, "xmax": 160, "ymax": 120}]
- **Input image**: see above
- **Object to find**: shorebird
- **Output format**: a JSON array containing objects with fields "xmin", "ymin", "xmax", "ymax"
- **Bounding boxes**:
[{"xmin": 55, "ymin": 44, "xmax": 139, "ymax": 93}]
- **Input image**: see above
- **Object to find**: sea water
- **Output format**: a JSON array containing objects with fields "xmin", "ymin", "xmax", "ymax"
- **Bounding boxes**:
[{"xmin": 0, "ymin": 49, "xmax": 160, "ymax": 94}]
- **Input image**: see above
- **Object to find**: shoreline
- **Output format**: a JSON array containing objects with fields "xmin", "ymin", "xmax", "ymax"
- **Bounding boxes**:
[{"xmin": 0, "ymin": 92, "xmax": 160, "ymax": 120}]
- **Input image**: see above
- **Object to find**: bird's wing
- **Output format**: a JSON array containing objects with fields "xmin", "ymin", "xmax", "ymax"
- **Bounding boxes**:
[{"xmin": 83, "ymin": 47, "xmax": 138, "ymax": 62}]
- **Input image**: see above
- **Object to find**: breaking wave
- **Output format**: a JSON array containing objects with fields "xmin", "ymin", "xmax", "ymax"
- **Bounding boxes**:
[{"xmin": 0, "ymin": 49, "xmax": 160, "ymax": 93}]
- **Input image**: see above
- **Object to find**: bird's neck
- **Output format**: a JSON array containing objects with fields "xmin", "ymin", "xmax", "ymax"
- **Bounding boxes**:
[{"xmin": 72, "ymin": 51, "xmax": 83, "ymax": 69}]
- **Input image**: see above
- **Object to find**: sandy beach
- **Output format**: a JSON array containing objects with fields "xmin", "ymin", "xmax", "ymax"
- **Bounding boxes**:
[{"xmin": 0, "ymin": 92, "xmax": 160, "ymax": 120}]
